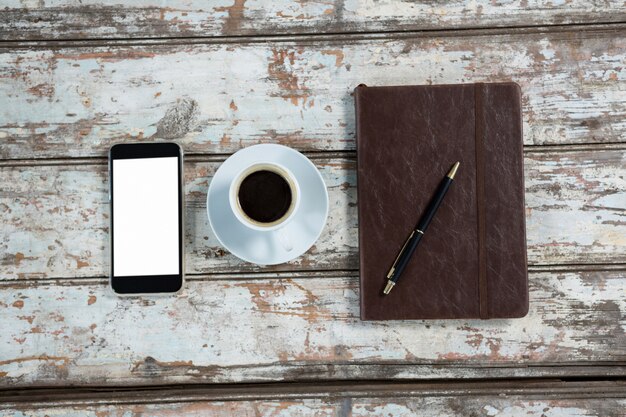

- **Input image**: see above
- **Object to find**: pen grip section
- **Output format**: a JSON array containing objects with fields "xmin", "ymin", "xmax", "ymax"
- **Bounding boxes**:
[
  {"xmin": 390, "ymin": 231, "xmax": 423, "ymax": 282},
  {"xmin": 416, "ymin": 177, "xmax": 453, "ymax": 232}
]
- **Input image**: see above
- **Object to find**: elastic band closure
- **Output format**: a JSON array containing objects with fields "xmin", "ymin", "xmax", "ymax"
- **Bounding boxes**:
[{"xmin": 475, "ymin": 83, "xmax": 488, "ymax": 319}]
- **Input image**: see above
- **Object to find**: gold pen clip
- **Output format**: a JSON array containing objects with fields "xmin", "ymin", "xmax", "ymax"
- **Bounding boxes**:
[{"xmin": 386, "ymin": 230, "xmax": 416, "ymax": 279}]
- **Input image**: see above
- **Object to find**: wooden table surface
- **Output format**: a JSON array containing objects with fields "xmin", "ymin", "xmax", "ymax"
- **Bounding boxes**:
[{"xmin": 1, "ymin": 1, "xmax": 625, "ymax": 415}]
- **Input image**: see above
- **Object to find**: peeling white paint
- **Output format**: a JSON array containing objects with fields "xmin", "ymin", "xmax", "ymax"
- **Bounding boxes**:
[{"xmin": 0, "ymin": 270, "xmax": 624, "ymax": 387}]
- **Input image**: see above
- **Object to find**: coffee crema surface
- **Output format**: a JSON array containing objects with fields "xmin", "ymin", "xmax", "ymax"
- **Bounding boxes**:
[{"xmin": 237, "ymin": 170, "xmax": 293, "ymax": 224}]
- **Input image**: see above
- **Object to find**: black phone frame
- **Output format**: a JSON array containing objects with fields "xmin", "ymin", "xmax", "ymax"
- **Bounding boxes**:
[{"xmin": 109, "ymin": 142, "xmax": 184, "ymax": 294}]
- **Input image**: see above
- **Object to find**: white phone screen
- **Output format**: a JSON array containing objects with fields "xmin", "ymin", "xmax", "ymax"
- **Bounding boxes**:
[{"xmin": 113, "ymin": 157, "xmax": 179, "ymax": 276}]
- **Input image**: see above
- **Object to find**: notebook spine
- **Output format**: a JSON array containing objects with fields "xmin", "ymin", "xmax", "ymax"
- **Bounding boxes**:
[{"xmin": 354, "ymin": 85, "xmax": 367, "ymax": 319}]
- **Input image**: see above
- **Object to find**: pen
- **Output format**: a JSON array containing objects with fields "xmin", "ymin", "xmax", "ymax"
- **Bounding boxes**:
[{"xmin": 383, "ymin": 161, "xmax": 460, "ymax": 295}]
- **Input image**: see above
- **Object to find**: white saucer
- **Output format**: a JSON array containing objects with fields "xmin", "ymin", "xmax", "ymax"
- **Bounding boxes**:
[{"xmin": 207, "ymin": 144, "xmax": 329, "ymax": 265}]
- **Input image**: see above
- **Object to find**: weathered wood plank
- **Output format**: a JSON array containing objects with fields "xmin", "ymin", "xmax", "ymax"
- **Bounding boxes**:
[
  {"xmin": 3, "ymin": 398, "xmax": 626, "ymax": 417},
  {"xmin": 1, "ymin": 28, "xmax": 625, "ymax": 160},
  {"xmin": 1, "ymin": 149, "xmax": 624, "ymax": 280},
  {"xmin": 524, "ymin": 148, "xmax": 626, "ymax": 265},
  {"xmin": 0, "ymin": 157, "xmax": 356, "ymax": 279},
  {"xmin": 1, "ymin": 1, "xmax": 625, "ymax": 40},
  {"xmin": 0, "ymin": 269, "xmax": 624, "ymax": 387}
]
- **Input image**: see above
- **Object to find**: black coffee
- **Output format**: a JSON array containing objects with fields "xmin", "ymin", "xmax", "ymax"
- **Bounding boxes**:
[{"xmin": 237, "ymin": 170, "xmax": 292, "ymax": 224}]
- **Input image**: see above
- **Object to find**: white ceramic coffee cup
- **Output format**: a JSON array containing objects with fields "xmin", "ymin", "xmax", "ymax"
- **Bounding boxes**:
[{"xmin": 229, "ymin": 162, "xmax": 300, "ymax": 251}]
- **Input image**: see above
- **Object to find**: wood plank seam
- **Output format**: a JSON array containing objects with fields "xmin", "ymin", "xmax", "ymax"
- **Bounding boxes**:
[
  {"xmin": 1, "ymin": 380, "xmax": 625, "ymax": 408},
  {"xmin": 1, "ymin": 142, "xmax": 625, "ymax": 167},
  {"xmin": 2, "ymin": 0, "xmax": 626, "ymax": 42},
  {"xmin": 0, "ymin": 263, "xmax": 624, "ymax": 286},
  {"xmin": 1, "ymin": 22, "xmax": 625, "ymax": 50}
]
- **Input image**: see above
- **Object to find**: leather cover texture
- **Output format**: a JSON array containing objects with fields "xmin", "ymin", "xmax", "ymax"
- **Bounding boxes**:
[{"xmin": 355, "ymin": 82, "xmax": 528, "ymax": 320}]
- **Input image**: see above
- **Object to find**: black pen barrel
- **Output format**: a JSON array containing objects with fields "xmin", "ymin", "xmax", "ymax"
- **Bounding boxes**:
[
  {"xmin": 390, "ymin": 232, "xmax": 423, "ymax": 283},
  {"xmin": 416, "ymin": 177, "xmax": 453, "ymax": 232}
]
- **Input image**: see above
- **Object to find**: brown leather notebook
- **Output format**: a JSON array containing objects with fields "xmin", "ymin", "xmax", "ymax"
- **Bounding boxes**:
[{"xmin": 355, "ymin": 82, "xmax": 528, "ymax": 320}]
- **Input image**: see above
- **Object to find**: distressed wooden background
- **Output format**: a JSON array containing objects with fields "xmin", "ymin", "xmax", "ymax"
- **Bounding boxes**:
[{"xmin": 1, "ymin": 1, "xmax": 625, "ymax": 416}]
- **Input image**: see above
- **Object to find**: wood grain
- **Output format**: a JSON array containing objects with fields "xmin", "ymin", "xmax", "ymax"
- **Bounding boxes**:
[
  {"xmin": 1, "ymin": 28, "xmax": 625, "ymax": 160},
  {"xmin": 2, "ymin": 380, "xmax": 625, "ymax": 407},
  {"xmin": 1, "ymin": 381, "xmax": 626, "ymax": 416},
  {"xmin": 1, "ymin": 0, "xmax": 625, "ymax": 40},
  {"xmin": 1, "ymin": 269, "xmax": 624, "ymax": 388},
  {"xmin": 1, "ymin": 149, "xmax": 624, "ymax": 280},
  {"xmin": 1, "ymin": 0, "xmax": 624, "ymax": 407},
  {"xmin": 3, "ymin": 398, "xmax": 626, "ymax": 417}
]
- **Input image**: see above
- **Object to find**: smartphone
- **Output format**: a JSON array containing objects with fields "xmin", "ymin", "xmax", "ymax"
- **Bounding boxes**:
[{"xmin": 109, "ymin": 142, "xmax": 184, "ymax": 295}]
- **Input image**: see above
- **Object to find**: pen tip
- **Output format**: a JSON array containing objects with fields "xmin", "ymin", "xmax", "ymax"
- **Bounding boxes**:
[
  {"xmin": 447, "ymin": 162, "xmax": 460, "ymax": 179},
  {"xmin": 383, "ymin": 280, "xmax": 395, "ymax": 295}
]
